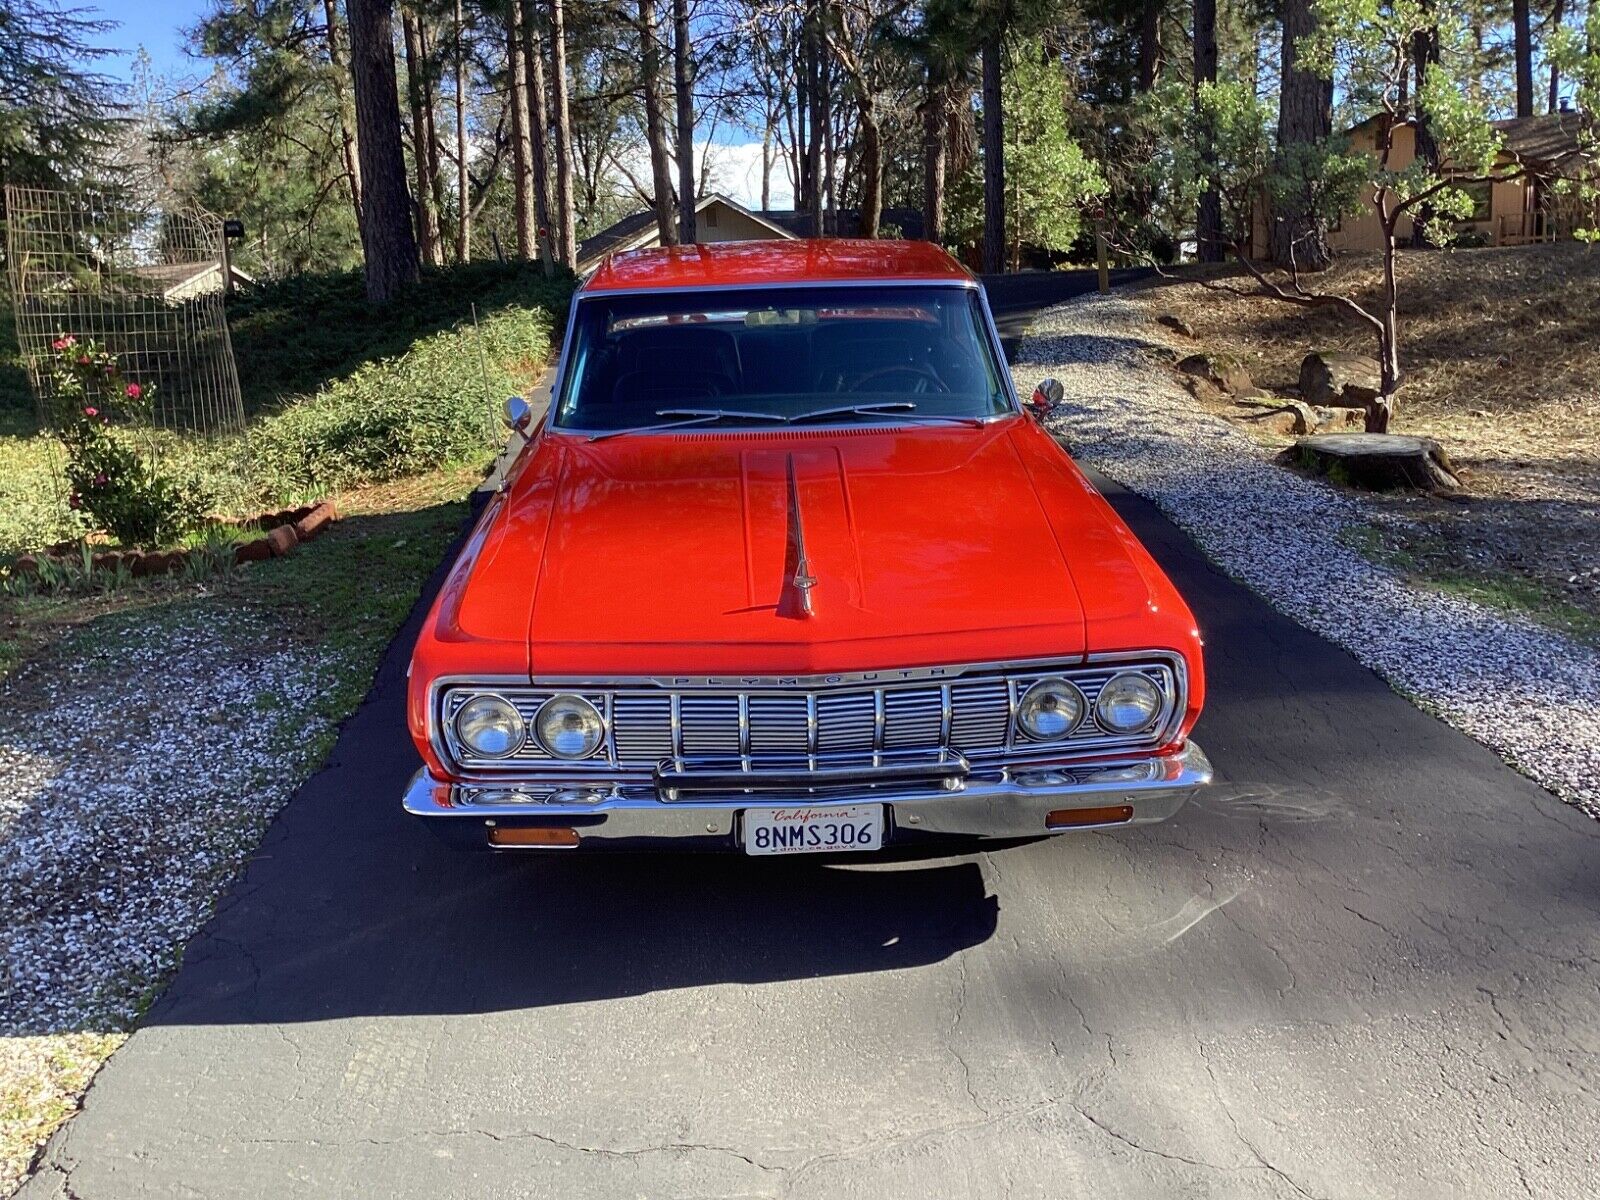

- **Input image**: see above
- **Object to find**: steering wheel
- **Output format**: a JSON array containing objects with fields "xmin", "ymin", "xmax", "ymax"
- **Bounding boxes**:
[{"xmin": 847, "ymin": 364, "xmax": 948, "ymax": 394}]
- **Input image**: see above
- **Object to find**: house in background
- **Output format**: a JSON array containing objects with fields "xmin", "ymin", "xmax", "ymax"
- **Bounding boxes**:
[
  {"xmin": 129, "ymin": 260, "xmax": 256, "ymax": 301},
  {"xmin": 576, "ymin": 193, "xmax": 798, "ymax": 273},
  {"xmin": 575, "ymin": 196, "xmax": 933, "ymax": 274},
  {"xmin": 1253, "ymin": 109, "xmax": 1587, "ymax": 258}
]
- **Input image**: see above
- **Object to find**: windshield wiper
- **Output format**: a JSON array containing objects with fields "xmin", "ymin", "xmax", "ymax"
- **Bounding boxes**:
[
  {"xmin": 789, "ymin": 402, "xmax": 984, "ymax": 428},
  {"xmin": 586, "ymin": 408, "xmax": 787, "ymax": 442}
]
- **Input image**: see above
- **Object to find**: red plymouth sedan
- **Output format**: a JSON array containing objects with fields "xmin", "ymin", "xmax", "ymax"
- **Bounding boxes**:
[{"xmin": 404, "ymin": 240, "xmax": 1210, "ymax": 853}]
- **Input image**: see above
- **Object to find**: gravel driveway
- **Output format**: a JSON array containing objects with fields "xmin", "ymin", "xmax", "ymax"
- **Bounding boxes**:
[{"xmin": 1014, "ymin": 294, "xmax": 1600, "ymax": 819}]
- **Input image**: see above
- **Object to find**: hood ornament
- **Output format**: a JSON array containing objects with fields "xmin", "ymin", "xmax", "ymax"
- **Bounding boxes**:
[{"xmin": 777, "ymin": 454, "xmax": 816, "ymax": 619}]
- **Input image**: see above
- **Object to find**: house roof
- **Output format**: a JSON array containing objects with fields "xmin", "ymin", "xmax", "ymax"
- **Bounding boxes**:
[
  {"xmin": 1347, "ymin": 109, "xmax": 1586, "ymax": 174},
  {"xmin": 1493, "ymin": 112, "xmax": 1585, "ymax": 170},
  {"xmin": 127, "ymin": 260, "xmax": 255, "ymax": 296},
  {"xmin": 576, "ymin": 193, "xmax": 797, "ymax": 268},
  {"xmin": 760, "ymin": 208, "xmax": 927, "ymax": 241},
  {"xmin": 582, "ymin": 238, "xmax": 973, "ymax": 294}
]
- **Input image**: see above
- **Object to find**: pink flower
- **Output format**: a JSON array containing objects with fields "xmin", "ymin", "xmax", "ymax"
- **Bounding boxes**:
[
  {"xmin": 77, "ymin": 355, "xmax": 90, "ymax": 366},
  {"xmin": 124, "ymin": 382, "xmax": 142, "ymax": 400},
  {"xmin": 68, "ymin": 492, "xmax": 81, "ymax": 510},
  {"xmin": 83, "ymin": 406, "xmax": 98, "ymax": 418},
  {"xmin": 93, "ymin": 473, "xmax": 108, "ymax": 486},
  {"xmin": 52, "ymin": 337, "xmax": 72, "ymax": 351}
]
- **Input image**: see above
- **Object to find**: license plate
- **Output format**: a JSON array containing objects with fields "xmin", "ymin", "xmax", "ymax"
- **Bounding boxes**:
[{"xmin": 743, "ymin": 805, "xmax": 885, "ymax": 856}]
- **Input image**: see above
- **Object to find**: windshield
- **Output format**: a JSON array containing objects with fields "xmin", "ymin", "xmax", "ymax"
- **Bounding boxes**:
[{"xmin": 552, "ymin": 284, "xmax": 1012, "ymax": 433}]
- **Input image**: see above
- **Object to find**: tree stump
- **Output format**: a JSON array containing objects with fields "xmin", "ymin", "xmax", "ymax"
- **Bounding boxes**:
[{"xmin": 1286, "ymin": 434, "xmax": 1461, "ymax": 493}]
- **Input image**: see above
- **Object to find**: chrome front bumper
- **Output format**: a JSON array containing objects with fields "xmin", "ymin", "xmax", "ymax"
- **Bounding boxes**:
[{"xmin": 403, "ymin": 741, "xmax": 1211, "ymax": 851}]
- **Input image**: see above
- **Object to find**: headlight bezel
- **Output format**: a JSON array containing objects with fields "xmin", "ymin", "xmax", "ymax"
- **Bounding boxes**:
[
  {"xmin": 1093, "ymin": 670, "xmax": 1165, "ymax": 734},
  {"xmin": 451, "ymin": 692, "xmax": 527, "ymax": 759},
  {"xmin": 532, "ymin": 693, "xmax": 608, "ymax": 760},
  {"xmin": 1014, "ymin": 677, "xmax": 1088, "ymax": 742}
]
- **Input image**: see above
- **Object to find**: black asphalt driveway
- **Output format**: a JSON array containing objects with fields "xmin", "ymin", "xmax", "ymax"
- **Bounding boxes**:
[{"xmin": 19, "ymin": 279, "xmax": 1599, "ymax": 1199}]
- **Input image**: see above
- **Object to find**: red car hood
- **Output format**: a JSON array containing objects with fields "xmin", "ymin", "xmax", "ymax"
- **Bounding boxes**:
[{"xmin": 443, "ymin": 416, "xmax": 1194, "ymax": 677}]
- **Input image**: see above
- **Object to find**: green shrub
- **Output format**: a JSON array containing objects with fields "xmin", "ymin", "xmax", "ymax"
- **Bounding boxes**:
[{"xmin": 249, "ymin": 304, "xmax": 552, "ymax": 495}]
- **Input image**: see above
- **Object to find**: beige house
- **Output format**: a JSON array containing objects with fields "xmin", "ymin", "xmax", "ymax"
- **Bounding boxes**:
[
  {"xmin": 576, "ymin": 193, "xmax": 796, "ymax": 273},
  {"xmin": 1255, "ymin": 111, "xmax": 1587, "ymax": 257}
]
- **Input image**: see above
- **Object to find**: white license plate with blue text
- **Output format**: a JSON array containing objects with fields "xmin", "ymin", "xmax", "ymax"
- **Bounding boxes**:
[{"xmin": 743, "ymin": 805, "xmax": 885, "ymax": 855}]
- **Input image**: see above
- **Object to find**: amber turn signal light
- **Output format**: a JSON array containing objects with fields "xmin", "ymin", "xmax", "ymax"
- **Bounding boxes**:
[
  {"xmin": 1045, "ymin": 805, "xmax": 1134, "ymax": 829},
  {"xmin": 488, "ymin": 826, "xmax": 580, "ymax": 848}
]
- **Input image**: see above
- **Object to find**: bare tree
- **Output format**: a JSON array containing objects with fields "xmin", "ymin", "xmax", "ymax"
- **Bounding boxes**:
[
  {"xmin": 400, "ymin": 8, "xmax": 442, "ymax": 266},
  {"xmin": 1549, "ymin": 0, "xmax": 1566, "ymax": 111},
  {"xmin": 548, "ymin": 0, "xmax": 577, "ymax": 266},
  {"xmin": 1194, "ymin": 0, "xmax": 1223, "ymax": 262},
  {"xmin": 672, "ymin": 0, "xmax": 697, "ymax": 242},
  {"xmin": 348, "ymin": 0, "xmax": 420, "ymax": 300},
  {"xmin": 639, "ymin": 0, "xmax": 679, "ymax": 244},
  {"xmin": 507, "ymin": 0, "xmax": 535, "ymax": 258},
  {"xmin": 321, "ymin": 0, "xmax": 363, "ymax": 228},
  {"xmin": 521, "ymin": 3, "xmax": 555, "ymax": 267},
  {"xmin": 981, "ymin": 33, "xmax": 1004, "ymax": 272},
  {"xmin": 452, "ymin": 0, "xmax": 471, "ymax": 261}
]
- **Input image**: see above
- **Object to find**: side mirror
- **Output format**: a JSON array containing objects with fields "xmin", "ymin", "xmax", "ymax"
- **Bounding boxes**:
[
  {"xmin": 502, "ymin": 395, "xmax": 533, "ymax": 438},
  {"xmin": 1028, "ymin": 378, "xmax": 1065, "ymax": 416}
]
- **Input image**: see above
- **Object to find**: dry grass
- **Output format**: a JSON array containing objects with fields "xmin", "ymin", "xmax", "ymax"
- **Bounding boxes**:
[{"xmin": 1134, "ymin": 243, "xmax": 1600, "ymax": 640}]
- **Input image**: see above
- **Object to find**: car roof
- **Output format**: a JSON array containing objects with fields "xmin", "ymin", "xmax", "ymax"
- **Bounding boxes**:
[{"xmin": 581, "ymin": 238, "xmax": 975, "ymax": 294}]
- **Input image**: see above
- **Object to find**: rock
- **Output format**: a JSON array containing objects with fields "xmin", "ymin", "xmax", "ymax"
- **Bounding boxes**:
[
  {"xmin": 1178, "ymin": 352, "xmax": 1254, "ymax": 396},
  {"xmin": 234, "ymin": 537, "xmax": 273, "ymax": 565},
  {"xmin": 265, "ymin": 525, "xmax": 299, "ymax": 557},
  {"xmin": 292, "ymin": 501, "xmax": 337, "ymax": 542},
  {"xmin": 1157, "ymin": 314, "xmax": 1196, "ymax": 339},
  {"xmin": 1285, "ymin": 433, "xmax": 1461, "ymax": 493},
  {"xmin": 1234, "ymin": 400, "xmax": 1319, "ymax": 436},
  {"xmin": 1298, "ymin": 351, "xmax": 1383, "ymax": 409}
]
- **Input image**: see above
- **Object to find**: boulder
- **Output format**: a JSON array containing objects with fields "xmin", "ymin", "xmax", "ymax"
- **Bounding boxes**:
[
  {"xmin": 1157, "ymin": 314, "xmax": 1196, "ymax": 339},
  {"xmin": 1178, "ymin": 352, "xmax": 1255, "ymax": 396},
  {"xmin": 1298, "ymin": 351, "xmax": 1383, "ymax": 409},
  {"xmin": 1233, "ymin": 399, "xmax": 1319, "ymax": 437},
  {"xmin": 1285, "ymin": 434, "xmax": 1461, "ymax": 493}
]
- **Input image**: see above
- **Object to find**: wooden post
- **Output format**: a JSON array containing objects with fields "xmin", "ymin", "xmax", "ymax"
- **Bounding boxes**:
[
  {"xmin": 1095, "ymin": 214, "xmax": 1109, "ymax": 295},
  {"xmin": 220, "ymin": 221, "xmax": 234, "ymax": 297}
]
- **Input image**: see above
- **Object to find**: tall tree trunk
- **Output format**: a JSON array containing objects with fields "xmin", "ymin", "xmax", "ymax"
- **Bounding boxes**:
[
  {"xmin": 920, "ymin": 82, "xmax": 946, "ymax": 244},
  {"xmin": 400, "ymin": 9, "xmax": 442, "ymax": 267},
  {"xmin": 323, "ymin": 0, "xmax": 363, "ymax": 229},
  {"xmin": 638, "ymin": 0, "xmax": 678, "ymax": 244},
  {"xmin": 856, "ymin": 110, "xmax": 881, "ymax": 237},
  {"xmin": 522, "ymin": 5, "xmax": 555, "ymax": 269},
  {"xmin": 981, "ymin": 34, "xmax": 1004, "ymax": 274},
  {"xmin": 1513, "ymin": 0, "xmax": 1535, "ymax": 117},
  {"xmin": 1137, "ymin": 0, "xmax": 1163, "ymax": 92},
  {"xmin": 453, "ymin": 0, "xmax": 470, "ymax": 262},
  {"xmin": 548, "ymin": 0, "xmax": 577, "ymax": 267},
  {"xmin": 821, "ymin": 50, "xmax": 835, "ymax": 234},
  {"xmin": 671, "ymin": 0, "xmax": 696, "ymax": 242},
  {"xmin": 761, "ymin": 115, "xmax": 773, "ymax": 211},
  {"xmin": 348, "ymin": 0, "xmax": 419, "ymax": 301},
  {"xmin": 1193, "ymin": 0, "xmax": 1224, "ymax": 262},
  {"xmin": 1410, "ymin": 16, "xmax": 1443, "ymax": 248},
  {"xmin": 804, "ymin": 1, "xmax": 823, "ymax": 236},
  {"xmin": 506, "ymin": 0, "xmax": 535, "ymax": 258},
  {"xmin": 1549, "ymin": 0, "xmax": 1566, "ymax": 112},
  {"xmin": 1271, "ymin": 0, "xmax": 1333, "ymax": 268}
]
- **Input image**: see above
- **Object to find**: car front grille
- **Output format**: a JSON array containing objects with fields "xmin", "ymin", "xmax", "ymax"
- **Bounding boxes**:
[{"xmin": 438, "ymin": 658, "xmax": 1185, "ymax": 776}]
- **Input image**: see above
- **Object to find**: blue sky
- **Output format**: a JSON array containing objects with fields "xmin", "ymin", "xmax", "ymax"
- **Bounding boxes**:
[{"xmin": 93, "ymin": 0, "xmax": 211, "ymax": 83}]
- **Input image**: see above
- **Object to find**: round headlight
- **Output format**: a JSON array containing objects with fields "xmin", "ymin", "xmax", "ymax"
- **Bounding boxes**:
[
  {"xmin": 1015, "ymin": 678, "xmax": 1086, "ymax": 741},
  {"xmin": 1094, "ymin": 672, "xmax": 1163, "ymax": 733},
  {"xmin": 454, "ymin": 694, "xmax": 525, "ymax": 758},
  {"xmin": 534, "ymin": 694, "xmax": 605, "ymax": 759}
]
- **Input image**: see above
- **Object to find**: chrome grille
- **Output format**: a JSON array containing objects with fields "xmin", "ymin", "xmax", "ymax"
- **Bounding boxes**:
[{"xmin": 437, "ymin": 658, "xmax": 1184, "ymax": 774}]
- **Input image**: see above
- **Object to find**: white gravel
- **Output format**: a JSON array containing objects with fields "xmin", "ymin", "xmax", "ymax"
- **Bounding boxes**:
[
  {"xmin": 0, "ymin": 612, "xmax": 331, "ymax": 1036},
  {"xmin": 1014, "ymin": 293, "xmax": 1600, "ymax": 818}
]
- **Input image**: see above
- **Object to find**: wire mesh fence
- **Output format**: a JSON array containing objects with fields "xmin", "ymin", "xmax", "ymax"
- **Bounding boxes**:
[{"xmin": 5, "ymin": 184, "xmax": 245, "ymax": 437}]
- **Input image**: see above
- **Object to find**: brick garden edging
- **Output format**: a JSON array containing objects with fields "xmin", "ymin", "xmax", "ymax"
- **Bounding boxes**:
[{"xmin": 12, "ymin": 500, "xmax": 341, "ymax": 579}]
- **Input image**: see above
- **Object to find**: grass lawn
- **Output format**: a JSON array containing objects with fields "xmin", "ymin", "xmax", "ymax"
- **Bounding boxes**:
[
  {"xmin": 0, "ymin": 466, "xmax": 480, "ymax": 1196},
  {"xmin": 1136, "ymin": 243, "xmax": 1600, "ymax": 644}
]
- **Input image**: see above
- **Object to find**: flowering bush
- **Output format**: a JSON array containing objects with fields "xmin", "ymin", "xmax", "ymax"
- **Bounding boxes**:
[{"xmin": 49, "ymin": 335, "xmax": 212, "ymax": 547}]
